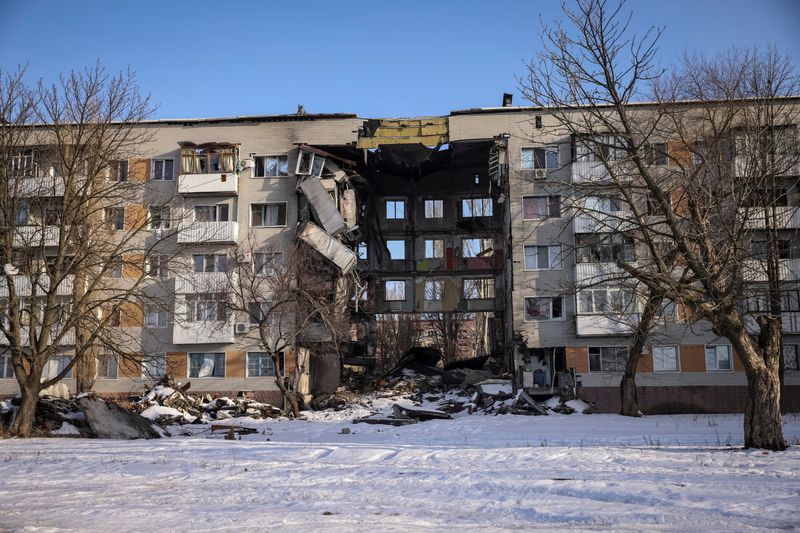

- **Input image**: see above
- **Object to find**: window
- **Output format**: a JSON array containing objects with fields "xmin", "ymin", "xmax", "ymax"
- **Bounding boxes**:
[
  {"xmin": 576, "ymin": 136, "xmax": 625, "ymax": 161},
  {"xmin": 251, "ymin": 203, "xmax": 287, "ymax": 227},
  {"xmin": 585, "ymin": 195, "xmax": 624, "ymax": 214},
  {"xmin": 148, "ymin": 206, "xmax": 171, "ymax": 229},
  {"xmin": 589, "ymin": 346, "xmax": 628, "ymax": 372},
  {"xmin": 142, "ymin": 353, "xmax": 166, "ymax": 379},
  {"xmin": 106, "ymin": 257, "xmax": 123, "ymax": 279},
  {"xmin": 295, "ymin": 150, "xmax": 326, "ymax": 177},
  {"xmin": 145, "ymin": 255, "xmax": 169, "ymax": 278},
  {"xmin": 113, "ymin": 160, "xmax": 128, "ymax": 182},
  {"xmin": 386, "ymin": 240, "xmax": 405, "ymax": 260},
  {"xmin": 193, "ymin": 254, "xmax": 227, "ymax": 273},
  {"xmin": 386, "ymin": 199, "xmax": 405, "ymax": 219},
  {"xmin": 195, "ymin": 204, "xmax": 229, "ymax": 222},
  {"xmin": 1, "ymin": 354, "xmax": 12, "ymax": 379},
  {"xmin": 186, "ymin": 293, "xmax": 227, "ymax": 321},
  {"xmin": 751, "ymin": 239, "xmax": 800, "ymax": 260},
  {"xmin": 578, "ymin": 287, "xmax": 636, "ymax": 314},
  {"xmin": 42, "ymin": 355, "xmax": 73, "ymax": 380},
  {"xmin": 645, "ymin": 193, "xmax": 671, "ymax": 216},
  {"xmin": 105, "ymin": 307, "xmax": 121, "ymax": 327},
  {"xmin": 784, "ymin": 345, "xmax": 800, "ymax": 371},
  {"xmin": 647, "ymin": 143, "xmax": 668, "ymax": 166},
  {"xmin": 653, "ymin": 345, "xmax": 680, "ymax": 372},
  {"xmin": 106, "ymin": 207, "xmax": 125, "ymax": 231},
  {"xmin": 521, "ymin": 146, "xmax": 559, "ymax": 170},
  {"xmin": 181, "ymin": 147, "xmax": 235, "ymax": 174},
  {"xmin": 523, "ymin": 297, "xmax": 564, "ymax": 321},
  {"xmin": 144, "ymin": 304, "xmax": 168, "ymax": 328},
  {"xmin": 782, "ymin": 290, "xmax": 800, "ymax": 312},
  {"xmin": 249, "ymin": 301, "xmax": 274, "ymax": 325},
  {"xmin": 462, "ymin": 238, "xmax": 493, "ymax": 258},
  {"xmin": 188, "ymin": 352, "xmax": 225, "ymax": 378},
  {"xmin": 462, "ymin": 197, "xmax": 493, "ymax": 218},
  {"xmin": 522, "ymin": 196, "xmax": 560, "ymax": 219},
  {"xmin": 152, "ymin": 159, "xmax": 174, "ymax": 181},
  {"xmin": 575, "ymin": 234, "xmax": 635, "ymax": 263},
  {"xmin": 705, "ymin": 345, "xmax": 733, "ymax": 371},
  {"xmin": 254, "ymin": 155, "xmax": 289, "ymax": 177},
  {"xmin": 424, "ymin": 280, "xmax": 444, "ymax": 301},
  {"xmin": 247, "ymin": 352, "xmax": 279, "ymax": 377},
  {"xmin": 357, "ymin": 242, "xmax": 368, "ymax": 260},
  {"xmin": 96, "ymin": 354, "xmax": 118, "ymax": 379},
  {"xmin": 253, "ymin": 252, "xmax": 283, "ymax": 276},
  {"xmin": 523, "ymin": 245, "xmax": 562, "ymax": 270},
  {"xmin": 385, "ymin": 280, "xmax": 406, "ymax": 301},
  {"xmin": 424, "ymin": 239, "xmax": 444, "ymax": 259},
  {"xmin": 463, "ymin": 278, "xmax": 495, "ymax": 299},
  {"xmin": 16, "ymin": 202, "xmax": 29, "ymax": 225},
  {"xmin": 424, "ymin": 199, "xmax": 444, "ymax": 218}
]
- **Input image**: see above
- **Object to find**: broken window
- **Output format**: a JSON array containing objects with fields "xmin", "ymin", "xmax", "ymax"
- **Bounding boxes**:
[
  {"xmin": 251, "ymin": 203, "xmax": 287, "ymax": 227},
  {"xmin": 523, "ymin": 297, "xmax": 563, "ymax": 320},
  {"xmin": 705, "ymin": 345, "xmax": 732, "ymax": 371},
  {"xmin": 193, "ymin": 254, "xmax": 227, "ymax": 273},
  {"xmin": 248, "ymin": 301, "xmax": 274, "ymax": 325},
  {"xmin": 357, "ymin": 242, "xmax": 368, "ymax": 260},
  {"xmin": 152, "ymin": 159, "xmax": 174, "ymax": 181},
  {"xmin": 521, "ymin": 146, "xmax": 559, "ymax": 170},
  {"xmin": 386, "ymin": 240, "xmax": 406, "ymax": 260},
  {"xmin": 462, "ymin": 197, "xmax": 493, "ymax": 217},
  {"xmin": 386, "ymin": 199, "xmax": 405, "ymax": 219},
  {"xmin": 186, "ymin": 293, "xmax": 227, "ymax": 322},
  {"xmin": 106, "ymin": 207, "xmax": 125, "ymax": 231},
  {"xmin": 653, "ymin": 345, "xmax": 679, "ymax": 372},
  {"xmin": 523, "ymin": 245, "xmax": 562, "ymax": 270},
  {"xmin": 589, "ymin": 346, "xmax": 628, "ymax": 372},
  {"xmin": 424, "ymin": 280, "xmax": 444, "ymax": 301},
  {"xmin": 463, "ymin": 278, "xmax": 495, "ymax": 299},
  {"xmin": 145, "ymin": 254, "xmax": 169, "ymax": 278},
  {"xmin": 647, "ymin": 143, "xmax": 668, "ymax": 166},
  {"xmin": 1, "ymin": 354, "xmax": 13, "ymax": 379},
  {"xmin": 575, "ymin": 234, "xmax": 635, "ymax": 263},
  {"xmin": 295, "ymin": 150, "xmax": 326, "ymax": 177},
  {"xmin": 254, "ymin": 155, "xmax": 289, "ymax": 177},
  {"xmin": 522, "ymin": 196, "xmax": 561, "ymax": 219},
  {"xmin": 462, "ymin": 238, "xmax": 493, "ymax": 258},
  {"xmin": 188, "ymin": 352, "xmax": 225, "ymax": 378},
  {"xmin": 253, "ymin": 252, "xmax": 283, "ymax": 275},
  {"xmin": 424, "ymin": 199, "xmax": 444, "ymax": 218},
  {"xmin": 96, "ymin": 354, "xmax": 118, "ymax": 379},
  {"xmin": 181, "ymin": 147, "xmax": 234, "ymax": 174},
  {"xmin": 424, "ymin": 239, "xmax": 444, "ymax": 259},
  {"xmin": 144, "ymin": 304, "xmax": 168, "ymax": 328},
  {"xmin": 385, "ymin": 280, "xmax": 406, "ymax": 301},
  {"xmin": 42, "ymin": 355, "xmax": 73, "ymax": 380},
  {"xmin": 247, "ymin": 352, "xmax": 279, "ymax": 377}
]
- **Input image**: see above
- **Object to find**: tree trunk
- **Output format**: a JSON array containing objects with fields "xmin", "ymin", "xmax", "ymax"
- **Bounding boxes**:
[
  {"xmin": 619, "ymin": 366, "xmax": 641, "ymax": 417},
  {"xmin": 274, "ymin": 354, "xmax": 299, "ymax": 418},
  {"xmin": 619, "ymin": 290, "xmax": 662, "ymax": 417},
  {"xmin": 10, "ymin": 385, "xmax": 39, "ymax": 436},
  {"xmin": 744, "ymin": 366, "xmax": 786, "ymax": 450}
]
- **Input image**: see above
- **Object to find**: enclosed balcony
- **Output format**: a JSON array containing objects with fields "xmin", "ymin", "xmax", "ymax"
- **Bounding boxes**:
[
  {"xmin": 178, "ymin": 173, "xmax": 238, "ymax": 196},
  {"xmin": 0, "ymin": 275, "xmax": 74, "ymax": 298},
  {"xmin": 740, "ymin": 206, "xmax": 800, "ymax": 230},
  {"xmin": 576, "ymin": 314, "xmax": 638, "ymax": 336},
  {"xmin": 571, "ymin": 160, "xmax": 635, "ymax": 184},
  {"xmin": 12, "ymin": 226, "xmax": 61, "ymax": 248},
  {"xmin": 573, "ymin": 211, "xmax": 633, "ymax": 233},
  {"xmin": 177, "ymin": 141, "xmax": 240, "ymax": 195},
  {"xmin": 176, "ymin": 221, "xmax": 238, "ymax": 244},
  {"xmin": 742, "ymin": 258, "xmax": 800, "ymax": 282}
]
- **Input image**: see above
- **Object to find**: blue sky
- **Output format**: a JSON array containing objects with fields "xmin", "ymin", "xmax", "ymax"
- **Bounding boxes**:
[{"xmin": 1, "ymin": 0, "xmax": 798, "ymax": 119}]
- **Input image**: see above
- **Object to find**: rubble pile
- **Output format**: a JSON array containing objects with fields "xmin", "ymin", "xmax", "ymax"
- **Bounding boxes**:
[{"xmin": 131, "ymin": 376, "xmax": 283, "ymax": 426}]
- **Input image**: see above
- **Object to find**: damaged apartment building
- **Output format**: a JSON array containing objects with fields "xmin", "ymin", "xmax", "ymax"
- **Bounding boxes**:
[{"xmin": 3, "ymin": 97, "xmax": 800, "ymax": 414}]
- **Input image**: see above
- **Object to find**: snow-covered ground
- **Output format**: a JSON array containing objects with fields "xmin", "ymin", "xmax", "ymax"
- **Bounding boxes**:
[{"xmin": 1, "ymin": 411, "xmax": 799, "ymax": 532}]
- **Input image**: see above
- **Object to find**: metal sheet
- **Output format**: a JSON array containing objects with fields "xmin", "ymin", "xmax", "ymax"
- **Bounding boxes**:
[
  {"xmin": 297, "ymin": 222, "xmax": 357, "ymax": 274},
  {"xmin": 299, "ymin": 177, "xmax": 348, "ymax": 236}
]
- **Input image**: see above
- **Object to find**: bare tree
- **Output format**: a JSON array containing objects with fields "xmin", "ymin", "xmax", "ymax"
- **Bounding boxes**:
[
  {"xmin": 374, "ymin": 313, "xmax": 422, "ymax": 373},
  {"xmin": 521, "ymin": 0, "xmax": 800, "ymax": 449},
  {"xmin": 0, "ymin": 64, "xmax": 160, "ymax": 436}
]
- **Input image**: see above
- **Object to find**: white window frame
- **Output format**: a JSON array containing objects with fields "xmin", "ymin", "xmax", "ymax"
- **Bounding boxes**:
[
  {"xmin": 145, "ymin": 254, "xmax": 169, "ymax": 279},
  {"xmin": 250, "ymin": 202, "xmax": 288, "ymax": 227},
  {"xmin": 148, "ymin": 206, "xmax": 171, "ymax": 230},
  {"xmin": 577, "ymin": 286, "xmax": 636, "ymax": 315},
  {"xmin": 523, "ymin": 296, "xmax": 565, "ymax": 321},
  {"xmin": 96, "ymin": 354, "xmax": 118, "ymax": 380},
  {"xmin": 385, "ymin": 280, "xmax": 406, "ymax": 301},
  {"xmin": 185, "ymin": 293, "xmax": 227, "ymax": 322},
  {"xmin": 1, "ymin": 353, "xmax": 13, "ymax": 379},
  {"xmin": 522, "ymin": 195, "xmax": 561, "ymax": 220},
  {"xmin": 521, "ymin": 146, "xmax": 559, "ymax": 170},
  {"xmin": 424, "ymin": 239, "xmax": 444, "ymax": 259},
  {"xmin": 253, "ymin": 251, "xmax": 284, "ymax": 276},
  {"xmin": 705, "ymin": 345, "xmax": 733, "ymax": 372},
  {"xmin": 588, "ymin": 346, "xmax": 628, "ymax": 373},
  {"xmin": 523, "ymin": 244, "xmax": 563, "ymax": 270},
  {"xmin": 188, "ymin": 352, "xmax": 226, "ymax": 378},
  {"xmin": 144, "ymin": 304, "xmax": 168, "ymax": 328},
  {"xmin": 192, "ymin": 254, "xmax": 227, "ymax": 273},
  {"xmin": 652, "ymin": 345, "xmax": 680, "ymax": 373},
  {"xmin": 385, "ymin": 199, "xmax": 406, "ymax": 220},
  {"xmin": 424, "ymin": 280, "xmax": 444, "ymax": 301},
  {"xmin": 152, "ymin": 158, "xmax": 174, "ymax": 181},
  {"xmin": 106, "ymin": 257, "xmax": 123, "ymax": 279},
  {"xmin": 424, "ymin": 199, "xmax": 444, "ymax": 218},
  {"xmin": 42, "ymin": 355, "xmax": 73, "ymax": 380},
  {"xmin": 246, "ymin": 351, "xmax": 281, "ymax": 377},
  {"xmin": 194, "ymin": 203, "xmax": 230, "ymax": 223},
  {"xmin": 253, "ymin": 155, "xmax": 289, "ymax": 178}
]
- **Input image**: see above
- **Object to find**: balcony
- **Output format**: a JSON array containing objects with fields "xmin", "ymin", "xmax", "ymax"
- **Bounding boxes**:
[
  {"xmin": 11, "ymin": 174, "xmax": 65, "ymax": 197},
  {"xmin": 741, "ymin": 206, "xmax": 800, "ymax": 230},
  {"xmin": 745, "ymin": 312, "xmax": 800, "ymax": 335},
  {"xmin": 571, "ymin": 160, "xmax": 634, "ymax": 184},
  {"xmin": 176, "ymin": 221, "xmax": 238, "ymax": 244},
  {"xmin": 742, "ymin": 258, "xmax": 800, "ymax": 282},
  {"xmin": 0, "ymin": 275, "xmax": 74, "ymax": 298},
  {"xmin": 13, "ymin": 226, "xmax": 61, "ymax": 248},
  {"xmin": 174, "ymin": 271, "xmax": 234, "ymax": 294},
  {"xmin": 734, "ymin": 156, "xmax": 799, "ymax": 178},
  {"xmin": 576, "ymin": 314, "xmax": 638, "ymax": 336},
  {"xmin": 574, "ymin": 263, "xmax": 636, "ymax": 285},
  {"xmin": 178, "ymin": 173, "xmax": 238, "ymax": 195},
  {"xmin": 573, "ymin": 211, "xmax": 633, "ymax": 233},
  {"xmin": 172, "ymin": 321, "xmax": 234, "ymax": 345},
  {"xmin": 2, "ymin": 325, "xmax": 75, "ymax": 347}
]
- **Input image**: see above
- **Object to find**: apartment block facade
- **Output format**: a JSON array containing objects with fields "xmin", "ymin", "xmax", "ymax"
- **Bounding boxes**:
[{"xmin": 2, "ymin": 101, "xmax": 799, "ymax": 413}]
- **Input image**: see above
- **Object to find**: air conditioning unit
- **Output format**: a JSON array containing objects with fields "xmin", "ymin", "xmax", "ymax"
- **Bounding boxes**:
[
  {"xmin": 533, "ymin": 169, "xmax": 548, "ymax": 180},
  {"xmin": 235, "ymin": 323, "xmax": 250, "ymax": 334}
]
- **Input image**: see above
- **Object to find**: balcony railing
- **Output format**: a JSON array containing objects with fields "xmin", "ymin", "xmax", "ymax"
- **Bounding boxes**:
[
  {"xmin": 2, "ymin": 325, "xmax": 75, "ymax": 347},
  {"xmin": 172, "ymin": 320, "xmax": 234, "ymax": 344},
  {"xmin": 176, "ymin": 221, "xmax": 238, "ymax": 244},
  {"xmin": 733, "ymin": 155, "xmax": 799, "ymax": 178},
  {"xmin": 741, "ymin": 206, "xmax": 800, "ymax": 230},
  {"xmin": 744, "ymin": 312, "xmax": 800, "ymax": 335},
  {"xmin": 178, "ymin": 173, "xmax": 238, "ymax": 195},
  {"xmin": 574, "ymin": 263, "xmax": 637, "ymax": 285},
  {"xmin": 174, "ymin": 271, "xmax": 235, "ymax": 294},
  {"xmin": 13, "ymin": 226, "xmax": 61, "ymax": 248},
  {"xmin": 571, "ymin": 160, "xmax": 635, "ymax": 184},
  {"xmin": 573, "ymin": 211, "xmax": 634, "ymax": 233},
  {"xmin": 0, "ymin": 275, "xmax": 74, "ymax": 298},
  {"xmin": 576, "ymin": 314, "xmax": 638, "ymax": 336},
  {"xmin": 742, "ymin": 258, "xmax": 800, "ymax": 282},
  {"xmin": 11, "ymin": 174, "xmax": 66, "ymax": 197}
]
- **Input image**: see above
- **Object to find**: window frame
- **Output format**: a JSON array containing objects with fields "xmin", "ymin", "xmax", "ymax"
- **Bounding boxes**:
[
  {"xmin": 424, "ymin": 199, "xmax": 444, "ymax": 219},
  {"xmin": 523, "ymin": 296, "xmax": 565, "ymax": 321},
  {"xmin": 246, "ymin": 351, "xmax": 281, "ymax": 378},
  {"xmin": 96, "ymin": 353, "xmax": 118, "ymax": 380},
  {"xmin": 522, "ymin": 195, "xmax": 561, "ymax": 220},
  {"xmin": 385, "ymin": 199, "xmax": 406, "ymax": 220},
  {"xmin": 253, "ymin": 155, "xmax": 289, "ymax": 178},
  {"xmin": 185, "ymin": 293, "xmax": 227, "ymax": 322},
  {"xmin": 462, "ymin": 238, "xmax": 494, "ymax": 258},
  {"xmin": 523, "ymin": 244, "xmax": 563, "ymax": 271},
  {"xmin": 521, "ymin": 145, "xmax": 559, "ymax": 170},
  {"xmin": 588, "ymin": 346, "xmax": 628, "ymax": 373},
  {"xmin": 423, "ymin": 279, "xmax": 444, "ymax": 302},
  {"xmin": 151, "ymin": 158, "xmax": 175, "ymax": 181},
  {"xmin": 705, "ymin": 345, "xmax": 733, "ymax": 372},
  {"xmin": 194, "ymin": 203, "xmax": 230, "ymax": 223},
  {"xmin": 424, "ymin": 239, "xmax": 445, "ymax": 259},
  {"xmin": 384, "ymin": 280, "xmax": 407, "ymax": 302},
  {"xmin": 461, "ymin": 197, "xmax": 493, "ymax": 218},
  {"xmin": 250, "ymin": 202, "xmax": 288, "ymax": 228},
  {"xmin": 462, "ymin": 278, "xmax": 495, "ymax": 300},
  {"xmin": 145, "ymin": 254, "xmax": 169, "ymax": 279},
  {"xmin": 187, "ymin": 352, "xmax": 226, "ymax": 378},
  {"xmin": 142, "ymin": 353, "xmax": 167, "ymax": 379},
  {"xmin": 1, "ymin": 353, "xmax": 13, "ymax": 379},
  {"xmin": 148, "ymin": 205, "xmax": 171, "ymax": 230},
  {"xmin": 386, "ymin": 240, "xmax": 406, "ymax": 260},
  {"xmin": 144, "ymin": 304, "xmax": 169, "ymax": 328},
  {"xmin": 652, "ymin": 345, "xmax": 680, "ymax": 373},
  {"xmin": 192, "ymin": 253, "xmax": 227, "ymax": 273},
  {"xmin": 783, "ymin": 344, "xmax": 800, "ymax": 371}
]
